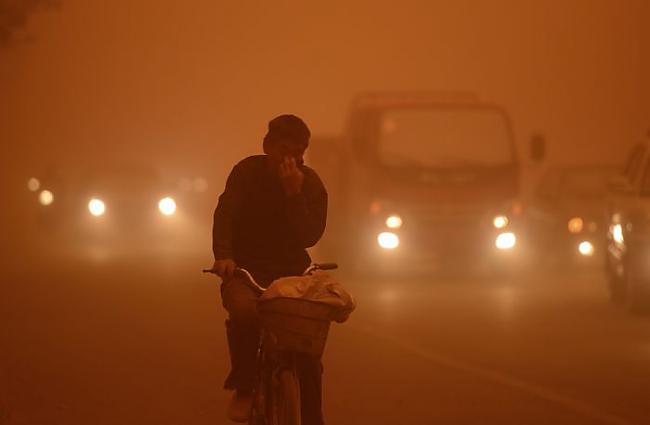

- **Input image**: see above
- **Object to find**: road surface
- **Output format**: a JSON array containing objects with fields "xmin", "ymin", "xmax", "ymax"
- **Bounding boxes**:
[{"xmin": 1, "ymin": 250, "xmax": 649, "ymax": 424}]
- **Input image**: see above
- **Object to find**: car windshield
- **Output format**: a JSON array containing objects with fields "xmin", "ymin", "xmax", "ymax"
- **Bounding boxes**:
[
  {"xmin": 377, "ymin": 108, "xmax": 514, "ymax": 168},
  {"xmin": 85, "ymin": 165, "xmax": 163, "ymax": 195},
  {"xmin": 560, "ymin": 169, "xmax": 613, "ymax": 199}
]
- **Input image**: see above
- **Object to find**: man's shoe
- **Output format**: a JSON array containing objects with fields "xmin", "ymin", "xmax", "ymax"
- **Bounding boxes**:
[{"xmin": 227, "ymin": 390, "xmax": 253, "ymax": 423}]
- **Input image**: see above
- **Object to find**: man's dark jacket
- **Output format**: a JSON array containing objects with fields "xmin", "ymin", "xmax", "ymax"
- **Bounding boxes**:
[{"xmin": 212, "ymin": 155, "xmax": 328, "ymax": 286}]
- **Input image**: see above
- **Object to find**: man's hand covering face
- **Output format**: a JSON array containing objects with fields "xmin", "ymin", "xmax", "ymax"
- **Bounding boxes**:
[{"xmin": 279, "ymin": 156, "xmax": 305, "ymax": 197}]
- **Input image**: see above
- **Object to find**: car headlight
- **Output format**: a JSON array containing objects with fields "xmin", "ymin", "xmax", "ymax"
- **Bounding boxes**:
[
  {"xmin": 495, "ymin": 232, "xmax": 516, "ymax": 250},
  {"xmin": 158, "ymin": 197, "xmax": 177, "ymax": 216},
  {"xmin": 28, "ymin": 178, "xmax": 41, "ymax": 192},
  {"xmin": 88, "ymin": 198, "xmax": 106, "ymax": 217},
  {"xmin": 385, "ymin": 215, "xmax": 403, "ymax": 229},
  {"xmin": 568, "ymin": 217, "xmax": 584, "ymax": 234},
  {"xmin": 39, "ymin": 190, "xmax": 54, "ymax": 206},
  {"xmin": 493, "ymin": 215, "xmax": 509, "ymax": 229},
  {"xmin": 578, "ymin": 241, "xmax": 594, "ymax": 256},
  {"xmin": 378, "ymin": 232, "xmax": 400, "ymax": 249},
  {"xmin": 612, "ymin": 224, "xmax": 624, "ymax": 244}
]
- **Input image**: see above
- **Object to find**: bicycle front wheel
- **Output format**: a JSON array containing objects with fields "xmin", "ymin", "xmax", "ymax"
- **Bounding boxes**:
[{"xmin": 270, "ymin": 368, "xmax": 301, "ymax": 425}]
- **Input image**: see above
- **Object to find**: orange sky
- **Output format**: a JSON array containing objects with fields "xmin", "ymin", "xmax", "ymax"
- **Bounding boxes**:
[{"xmin": 1, "ymin": 0, "xmax": 648, "ymax": 185}]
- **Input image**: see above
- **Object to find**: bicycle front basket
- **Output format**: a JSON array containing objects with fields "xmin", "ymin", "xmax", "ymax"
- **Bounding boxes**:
[{"xmin": 258, "ymin": 298, "xmax": 331, "ymax": 357}]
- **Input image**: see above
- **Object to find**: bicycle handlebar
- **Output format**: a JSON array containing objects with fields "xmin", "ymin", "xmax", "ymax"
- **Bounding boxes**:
[
  {"xmin": 202, "ymin": 262, "xmax": 338, "ymax": 276},
  {"xmin": 313, "ymin": 263, "xmax": 339, "ymax": 271}
]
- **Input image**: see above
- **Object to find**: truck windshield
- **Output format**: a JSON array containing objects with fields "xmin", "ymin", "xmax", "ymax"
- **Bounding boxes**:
[{"xmin": 378, "ymin": 108, "xmax": 513, "ymax": 168}]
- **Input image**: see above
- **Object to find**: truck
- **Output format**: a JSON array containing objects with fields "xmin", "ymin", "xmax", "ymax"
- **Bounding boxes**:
[{"xmin": 310, "ymin": 92, "xmax": 538, "ymax": 276}]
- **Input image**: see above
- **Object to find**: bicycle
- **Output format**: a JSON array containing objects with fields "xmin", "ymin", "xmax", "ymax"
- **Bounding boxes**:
[{"xmin": 204, "ymin": 263, "xmax": 339, "ymax": 425}]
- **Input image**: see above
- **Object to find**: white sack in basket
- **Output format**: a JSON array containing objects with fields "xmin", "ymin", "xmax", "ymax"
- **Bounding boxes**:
[{"xmin": 260, "ymin": 271, "xmax": 356, "ymax": 323}]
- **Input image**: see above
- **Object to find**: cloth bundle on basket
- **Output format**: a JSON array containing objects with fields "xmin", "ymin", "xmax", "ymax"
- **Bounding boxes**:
[
  {"xmin": 257, "ymin": 271, "xmax": 356, "ymax": 357},
  {"xmin": 259, "ymin": 270, "xmax": 356, "ymax": 322}
]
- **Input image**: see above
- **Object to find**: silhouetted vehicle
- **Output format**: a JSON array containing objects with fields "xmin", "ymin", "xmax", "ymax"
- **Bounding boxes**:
[
  {"xmin": 605, "ymin": 139, "xmax": 650, "ymax": 312},
  {"xmin": 310, "ymin": 92, "xmax": 536, "ymax": 275},
  {"xmin": 28, "ymin": 163, "xmax": 190, "ymax": 253},
  {"xmin": 528, "ymin": 165, "xmax": 616, "ymax": 267}
]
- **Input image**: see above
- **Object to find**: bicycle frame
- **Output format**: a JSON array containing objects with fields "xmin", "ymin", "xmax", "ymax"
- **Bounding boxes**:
[
  {"xmin": 250, "ymin": 330, "xmax": 301, "ymax": 425},
  {"xmin": 203, "ymin": 263, "xmax": 338, "ymax": 425}
]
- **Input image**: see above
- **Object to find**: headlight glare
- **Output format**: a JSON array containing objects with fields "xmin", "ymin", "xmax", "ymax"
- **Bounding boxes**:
[
  {"xmin": 568, "ymin": 217, "xmax": 584, "ymax": 234},
  {"xmin": 28, "ymin": 178, "xmax": 41, "ymax": 192},
  {"xmin": 386, "ymin": 215, "xmax": 403, "ymax": 229},
  {"xmin": 612, "ymin": 224, "xmax": 624, "ymax": 244},
  {"xmin": 495, "ymin": 232, "xmax": 516, "ymax": 250},
  {"xmin": 39, "ymin": 190, "xmax": 54, "ymax": 206},
  {"xmin": 158, "ymin": 197, "xmax": 177, "ymax": 216},
  {"xmin": 88, "ymin": 198, "xmax": 106, "ymax": 217},
  {"xmin": 578, "ymin": 241, "xmax": 594, "ymax": 257},
  {"xmin": 493, "ymin": 215, "xmax": 509, "ymax": 229},
  {"xmin": 378, "ymin": 232, "xmax": 400, "ymax": 250}
]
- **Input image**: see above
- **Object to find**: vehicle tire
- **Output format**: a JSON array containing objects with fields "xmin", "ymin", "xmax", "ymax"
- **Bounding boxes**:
[{"xmin": 270, "ymin": 369, "xmax": 301, "ymax": 425}]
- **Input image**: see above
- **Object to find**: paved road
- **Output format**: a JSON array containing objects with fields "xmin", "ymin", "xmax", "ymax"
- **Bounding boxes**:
[{"xmin": 2, "ymin": 250, "xmax": 649, "ymax": 424}]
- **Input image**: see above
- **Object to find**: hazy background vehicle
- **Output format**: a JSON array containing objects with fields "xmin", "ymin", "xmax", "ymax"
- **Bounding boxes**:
[
  {"xmin": 25, "ymin": 163, "xmax": 206, "ymax": 258},
  {"xmin": 528, "ymin": 165, "xmax": 616, "ymax": 268},
  {"xmin": 605, "ymin": 139, "xmax": 650, "ymax": 312},
  {"xmin": 311, "ymin": 92, "xmax": 539, "ymax": 276}
]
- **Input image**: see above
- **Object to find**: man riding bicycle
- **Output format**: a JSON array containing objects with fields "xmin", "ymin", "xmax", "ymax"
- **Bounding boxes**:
[{"xmin": 210, "ymin": 114, "xmax": 328, "ymax": 424}]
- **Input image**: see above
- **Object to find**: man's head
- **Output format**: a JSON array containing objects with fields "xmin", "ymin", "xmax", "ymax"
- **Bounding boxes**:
[{"xmin": 263, "ymin": 114, "xmax": 310, "ymax": 168}]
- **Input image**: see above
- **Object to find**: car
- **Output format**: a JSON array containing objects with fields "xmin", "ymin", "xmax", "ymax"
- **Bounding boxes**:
[
  {"xmin": 605, "ymin": 139, "xmax": 650, "ymax": 312},
  {"xmin": 26, "ymin": 162, "xmax": 194, "ymax": 255},
  {"xmin": 528, "ymin": 165, "xmax": 616, "ymax": 268}
]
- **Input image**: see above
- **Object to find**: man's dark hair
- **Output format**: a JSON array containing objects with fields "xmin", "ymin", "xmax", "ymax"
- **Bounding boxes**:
[{"xmin": 263, "ymin": 114, "xmax": 311, "ymax": 153}]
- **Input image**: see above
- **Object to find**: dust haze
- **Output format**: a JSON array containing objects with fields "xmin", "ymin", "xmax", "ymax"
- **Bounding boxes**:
[{"xmin": 2, "ymin": 1, "xmax": 650, "ymax": 424}]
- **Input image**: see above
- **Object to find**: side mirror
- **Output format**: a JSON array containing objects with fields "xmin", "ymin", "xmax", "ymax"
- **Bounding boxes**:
[{"xmin": 530, "ymin": 133, "xmax": 546, "ymax": 163}]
